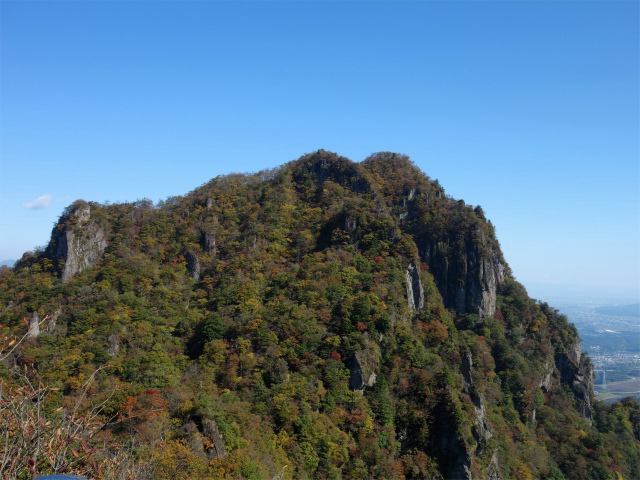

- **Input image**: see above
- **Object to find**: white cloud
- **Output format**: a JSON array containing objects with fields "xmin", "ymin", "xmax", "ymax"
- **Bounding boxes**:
[{"xmin": 22, "ymin": 194, "xmax": 52, "ymax": 210}]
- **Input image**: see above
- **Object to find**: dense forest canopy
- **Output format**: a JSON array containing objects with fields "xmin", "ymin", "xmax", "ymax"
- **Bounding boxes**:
[{"xmin": 1, "ymin": 151, "xmax": 638, "ymax": 479}]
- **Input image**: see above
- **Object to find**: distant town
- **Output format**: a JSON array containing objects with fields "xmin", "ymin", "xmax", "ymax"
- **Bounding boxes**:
[{"xmin": 535, "ymin": 293, "xmax": 640, "ymax": 403}]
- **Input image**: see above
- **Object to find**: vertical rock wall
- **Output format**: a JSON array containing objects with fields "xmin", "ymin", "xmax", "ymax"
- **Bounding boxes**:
[
  {"xmin": 348, "ymin": 339, "xmax": 380, "ymax": 391},
  {"xmin": 44, "ymin": 203, "xmax": 109, "ymax": 283},
  {"xmin": 555, "ymin": 340, "xmax": 594, "ymax": 422},
  {"xmin": 405, "ymin": 262, "xmax": 425, "ymax": 312},
  {"xmin": 27, "ymin": 311, "xmax": 40, "ymax": 339},
  {"xmin": 186, "ymin": 251, "xmax": 201, "ymax": 281},
  {"xmin": 423, "ymin": 239, "xmax": 505, "ymax": 317}
]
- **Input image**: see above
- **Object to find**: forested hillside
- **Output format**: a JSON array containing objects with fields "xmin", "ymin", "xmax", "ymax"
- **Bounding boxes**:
[{"xmin": 1, "ymin": 151, "xmax": 638, "ymax": 479}]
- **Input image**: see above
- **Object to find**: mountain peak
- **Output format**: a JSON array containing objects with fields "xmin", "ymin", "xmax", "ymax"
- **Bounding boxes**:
[{"xmin": 1, "ymin": 152, "xmax": 637, "ymax": 480}]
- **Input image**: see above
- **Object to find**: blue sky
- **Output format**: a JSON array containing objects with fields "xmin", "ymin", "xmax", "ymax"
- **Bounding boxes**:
[{"xmin": 1, "ymin": 1, "xmax": 638, "ymax": 297}]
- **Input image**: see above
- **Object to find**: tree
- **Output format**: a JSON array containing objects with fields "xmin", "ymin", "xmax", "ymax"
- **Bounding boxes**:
[{"xmin": 0, "ymin": 367, "xmax": 143, "ymax": 479}]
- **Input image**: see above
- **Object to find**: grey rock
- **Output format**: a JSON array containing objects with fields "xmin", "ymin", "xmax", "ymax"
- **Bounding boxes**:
[
  {"xmin": 345, "ymin": 216, "xmax": 357, "ymax": 234},
  {"xmin": 487, "ymin": 450, "xmax": 501, "ymax": 480},
  {"xmin": 202, "ymin": 231, "xmax": 217, "ymax": 255},
  {"xmin": 47, "ymin": 308, "xmax": 61, "ymax": 333},
  {"xmin": 43, "ymin": 202, "xmax": 109, "ymax": 283},
  {"xmin": 461, "ymin": 351, "xmax": 473, "ymax": 387},
  {"xmin": 434, "ymin": 426, "xmax": 473, "ymax": 480},
  {"xmin": 186, "ymin": 251, "xmax": 200, "ymax": 281},
  {"xmin": 538, "ymin": 362, "xmax": 553, "ymax": 391},
  {"xmin": 405, "ymin": 262, "xmax": 425, "ymax": 312},
  {"xmin": 458, "ymin": 350, "xmax": 501, "ymax": 476},
  {"xmin": 348, "ymin": 343, "xmax": 379, "ymax": 391},
  {"xmin": 472, "ymin": 394, "xmax": 494, "ymax": 455},
  {"xmin": 423, "ymin": 234, "xmax": 505, "ymax": 316},
  {"xmin": 107, "ymin": 334, "xmax": 119, "ymax": 357},
  {"xmin": 27, "ymin": 311, "xmax": 40, "ymax": 339},
  {"xmin": 555, "ymin": 340, "xmax": 594, "ymax": 423},
  {"xmin": 203, "ymin": 417, "xmax": 226, "ymax": 458}
]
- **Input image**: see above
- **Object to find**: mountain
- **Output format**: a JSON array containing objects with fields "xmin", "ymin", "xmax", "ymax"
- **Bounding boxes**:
[
  {"xmin": 0, "ymin": 259, "xmax": 15, "ymax": 268},
  {"xmin": 1, "ymin": 151, "xmax": 639, "ymax": 479}
]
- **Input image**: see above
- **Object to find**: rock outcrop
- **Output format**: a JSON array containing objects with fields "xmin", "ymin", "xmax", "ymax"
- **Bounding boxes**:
[
  {"xmin": 107, "ymin": 333, "xmax": 120, "ymax": 357},
  {"xmin": 348, "ymin": 341, "xmax": 380, "ymax": 391},
  {"xmin": 432, "ymin": 420, "xmax": 473, "ymax": 480},
  {"xmin": 459, "ymin": 350, "xmax": 501, "ymax": 479},
  {"xmin": 405, "ymin": 262, "xmax": 425, "ymax": 312},
  {"xmin": 202, "ymin": 231, "xmax": 217, "ymax": 255},
  {"xmin": 43, "ymin": 202, "xmax": 109, "ymax": 283},
  {"xmin": 27, "ymin": 311, "xmax": 40, "ymax": 339},
  {"xmin": 186, "ymin": 251, "xmax": 200, "ymax": 281},
  {"xmin": 202, "ymin": 416, "xmax": 227, "ymax": 459},
  {"xmin": 422, "ymin": 237, "xmax": 505, "ymax": 317},
  {"xmin": 46, "ymin": 308, "xmax": 61, "ymax": 334},
  {"xmin": 555, "ymin": 339, "xmax": 594, "ymax": 422}
]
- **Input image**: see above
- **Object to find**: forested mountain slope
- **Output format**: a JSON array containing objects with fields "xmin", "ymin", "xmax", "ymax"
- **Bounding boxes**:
[{"xmin": 1, "ymin": 151, "xmax": 638, "ymax": 479}]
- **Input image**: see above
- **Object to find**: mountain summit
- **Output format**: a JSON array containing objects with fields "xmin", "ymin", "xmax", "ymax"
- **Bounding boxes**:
[{"xmin": 2, "ymin": 151, "xmax": 638, "ymax": 479}]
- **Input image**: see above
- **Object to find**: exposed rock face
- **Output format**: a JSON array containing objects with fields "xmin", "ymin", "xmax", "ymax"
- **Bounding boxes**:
[
  {"xmin": 423, "ymin": 237, "xmax": 505, "ymax": 316},
  {"xmin": 345, "ymin": 216, "xmax": 357, "ymax": 235},
  {"xmin": 405, "ymin": 262, "xmax": 425, "ymax": 312},
  {"xmin": 432, "ymin": 422, "xmax": 472, "ymax": 480},
  {"xmin": 44, "ymin": 202, "xmax": 109, "ymax": 283},
  {"xmin": 107, "ymin": 333, "xmax": 120, "ymax": 357},
  {"xmin": 27, "ymin": 311, "xmax": 40, "ymax": 339},
  {"xmin": 457, "ymin": 350, "xmax": 500, "ymax": 479},
  {"xmin": 186, "ymin": 251, "xmax": 200, "ymax": 281},
  {"xmin": 472, "ymin": 395, "xmax": 494, "ymax": 456},
  {"xmin": 202, "ymin": 231, "xmax": 217, "ymax": 255},
  {"xmin": 348, "ymin": 342, "xmax": 379, "ymax": 391},
  {"xmin": 556, "ymin": 340, "xmax": 594, "ymax": 422},
  {"xmin": 182, "ymin": 415, "xmax": 227, "ymax": 460},
  {"xmin": 538, "ymin": 362, "xmax": 553, "ymax": 391},
  {"xmin": 203, "ymin": 416, "xmax": 227, "ymax": 459},
  {"xmin": 46, "ymin": 308, "xmax": 61, "ymax": 334},
  {"xmin": 487, "ymin": 451, "xmax": 501, "ymax": 480}
]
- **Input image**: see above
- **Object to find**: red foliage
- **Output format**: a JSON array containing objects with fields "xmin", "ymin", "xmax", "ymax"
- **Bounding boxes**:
[
  {"xmin": 400, "ymin": 379, "xmax": 410, "ymax": 394},
  {"xmin": 318, "ymin": 309, "xmax": 331, "ymax": 322}
]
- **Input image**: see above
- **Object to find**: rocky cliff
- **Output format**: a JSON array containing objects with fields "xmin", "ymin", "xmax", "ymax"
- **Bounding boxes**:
[
  {"xmin": 43, "ymin": 201, "xmax": 109, "ymax": 283},
  {"xmin": 555, "ymin": 339, "xmax": 595, "ymax": 422},
  {"xmin": 348, "ymin": 339, "xmax": 381, "ymax": 391},
  {"xmin": 423, "ymin": 238, "xmax": 505, "ymax": 317}
]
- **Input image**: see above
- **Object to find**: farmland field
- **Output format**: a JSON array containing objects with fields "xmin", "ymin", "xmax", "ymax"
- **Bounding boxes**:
[{"xmin": 595, "ymin": 378, "xmax": 640, "ymax": 404}]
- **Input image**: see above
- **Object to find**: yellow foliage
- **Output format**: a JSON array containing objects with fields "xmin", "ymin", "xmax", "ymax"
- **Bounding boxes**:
[
  {"xmin": 324, "ymin": 335, "xmax": 341, "ymax": 349},
  {"xmin": 513, "ymin": 461, "xmax": 533, "ymax": 480},
  {"xmin": 363, "ymin": 414, "xmax": 374, "ymax": 435},
  {"xmin": 276, "ymin": 428, "xmax": 292, "ymax": 449},
  {"xmin": 236, "ymin": 337, "xmax": 251, "ymax": 355},
  {"xmin": 153, "ymin": 439, "xmax": 207, "ymax": 479},
  {"xmin": 241, "ymin": 297, "xmax": 260, "ymax": 313}
]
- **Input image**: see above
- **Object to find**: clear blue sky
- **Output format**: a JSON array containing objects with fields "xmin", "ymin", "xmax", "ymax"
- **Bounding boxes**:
[{"xmin": 1, "ymin": 1, "xmax": 638, "ymax": 296}]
